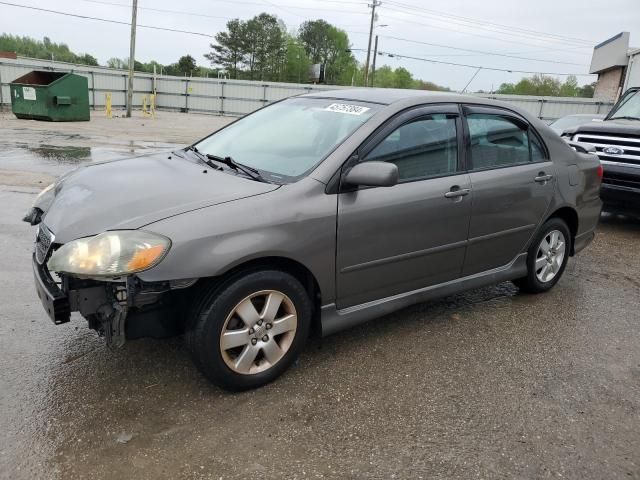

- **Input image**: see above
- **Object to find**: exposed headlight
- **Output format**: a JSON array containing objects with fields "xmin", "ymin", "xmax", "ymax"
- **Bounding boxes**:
[{"xmin": 48, "ymin": 230, "xmax": 171, "ymax": 277}]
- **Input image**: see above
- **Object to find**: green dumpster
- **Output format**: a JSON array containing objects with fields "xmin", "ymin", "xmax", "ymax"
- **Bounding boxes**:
[{"xmin": 10, "ymin": 71, "xmax": 90, "ymax": 121}]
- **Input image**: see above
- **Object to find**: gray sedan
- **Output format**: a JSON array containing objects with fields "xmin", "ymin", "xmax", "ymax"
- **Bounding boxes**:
[{"xmin": 26, "ymin": 89, "xmax": 603, "ymax": 390}]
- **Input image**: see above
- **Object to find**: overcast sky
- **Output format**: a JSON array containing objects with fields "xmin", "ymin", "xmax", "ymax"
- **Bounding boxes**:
[{"xmin": 1, "ymin": 0, "xmax": 639, "ymax": 91}]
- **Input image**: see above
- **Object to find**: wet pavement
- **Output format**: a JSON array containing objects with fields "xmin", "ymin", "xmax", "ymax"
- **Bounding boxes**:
[
  {"xmin": 0, "ymin": 111, "xmax": 231, "ymax": 185},
  {"xmin": 0, "ymin": 112, "xmax": 639, "ymax": 479}
]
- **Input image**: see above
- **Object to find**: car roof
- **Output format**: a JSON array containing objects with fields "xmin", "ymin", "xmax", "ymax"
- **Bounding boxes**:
[
  {"xmin": 302, "ymin": 87, "xmax": 498, "ymax": 107},
  {"xmin": 300, "ymin": 87, "xmax": 554, "ymax": 130},
  {"xmin": 560, "ymin": 114, "xmax": 605, "ymax": 118}
]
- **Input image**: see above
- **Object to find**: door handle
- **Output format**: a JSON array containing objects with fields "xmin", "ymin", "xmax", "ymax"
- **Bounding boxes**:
[
  {"xmin": 534, "ymin": 173, "xmax": 553, "ymax": 183},
  {"xmin": 444, "ymin": 187, "xmax": 470, "ymax": 199}
]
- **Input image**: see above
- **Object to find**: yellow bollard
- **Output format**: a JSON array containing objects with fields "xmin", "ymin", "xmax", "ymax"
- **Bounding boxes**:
[
  {"xmin": 142, "ymin": 94, "xmax": 156, "ymax": 118},
  {"xmin": 149, "ymin": 93, "xmax": 156, "ymax": 118},
  {"xmin": 105, "ymin": 92, "xmax": 112, "ymax": 119}
]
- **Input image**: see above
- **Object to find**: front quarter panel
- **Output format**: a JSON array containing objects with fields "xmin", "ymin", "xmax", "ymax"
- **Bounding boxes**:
[{"xmin": 137, "ymin": 177, "xmax": 338, "ymax": 304}]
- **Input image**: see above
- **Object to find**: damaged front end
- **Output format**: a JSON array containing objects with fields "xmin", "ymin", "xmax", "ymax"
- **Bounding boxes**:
[
  {"xmin": 31, "ymin": 222, "xmax": 194, "ymax": 348},
  {"xmin": 67, "ymin": 274, "xmax": 196, "ymax": 348}
]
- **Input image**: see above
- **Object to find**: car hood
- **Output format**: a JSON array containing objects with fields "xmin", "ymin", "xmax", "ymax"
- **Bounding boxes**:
[
  {"xmin": 41, "ymin": 152, "xmax": 279, "ymax": 243},
  {"xmin": 564, "ymin": 118, "xmax": 640, "ymax": 137}
]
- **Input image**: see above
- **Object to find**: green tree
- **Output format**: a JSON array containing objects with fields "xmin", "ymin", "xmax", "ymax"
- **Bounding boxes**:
[
  {"xmin": 177, "ymin": 54, "xmax": 198, "ymax": 76},
  {"xmin": 298, "ymin": 20, "xmax": 357, "ymax": 84},
  {"xmin": 559, "ymin": 75, "xmax": 579, "ymax": 97},
  {"xmin": 415, "ymin": 80, "xmax": 450, "ymax": 92},
  {"xmin": 77, "ymin": 53, "xmax": 99, "ymax": 66},
  {"xmin": 243, "ymin": 13, "xmax": 286, "ymax": 80},
  {"xmin": 497, "ymin": 74, "xmax": 594, "ymax": 97},
  {"xmin": 205, "ymin": 14, "xmax": 286, "ymax": 81},
  {"xmin": 371, "ymin": 65, "xmax": 443, "ymax": 90},
  {"xmin": 284, "ymin": 37, "xmax": 311, "ymax": 83},
  {"xmin": 394, "ymin": 67, "xmax": 413, "ymax": 89},
  {"xmin": 205, "ymin": 18, "xmax": 246, "ymax": 79},
  {"xmin": 0, "ymin": 34, "xmax": 98, "ymax": 65},
  {"xmin": 106, "ymin": 57, "xmax": 126, "ymax": 69},
  {"xmin": 298, "ymin": 20, "xmax": 332, "ymax": 63},
  {"xmin": 578, "ymin": 82, "xmax": 596, "ymax": 98},
  {"xmin": 372, "ymin": 65, "xmax": 395, "ymax": 87}
]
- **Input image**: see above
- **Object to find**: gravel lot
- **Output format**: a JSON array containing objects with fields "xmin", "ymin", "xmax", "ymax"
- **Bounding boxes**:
[{"xmin": 0, "ymin": 111, "xmax": 638, "ymax": 479}]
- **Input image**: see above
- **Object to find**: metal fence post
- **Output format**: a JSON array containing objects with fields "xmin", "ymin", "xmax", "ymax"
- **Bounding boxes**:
[
  {"xmin": 263, "ymin": 84, "xmax": 267, "ymax": 104},
  {"xmin": 123, "ymin": 74, "xmax": 127, "ymax": 110},
  {"xmin": 538, "ymin": 99, "xmax": 545, "ymax": 119},
  {"xmin": 0, "ymin": 68, "xmax": 3, "ymax": 107},
  {"xmin": 90, "ymin": 71, "xmax": 96, "ymax": 110},
  {"xmin": 220, "ymin": 81, "xmax": 225, "ymax": 116},
  {"xmin": 184, "ymin": 78, "xmax": 189, "ymax": 113}
]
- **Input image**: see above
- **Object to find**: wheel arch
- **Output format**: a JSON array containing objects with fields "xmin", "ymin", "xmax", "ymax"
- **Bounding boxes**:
[
  {"xmin": 202, "ymin": 256, "xmax": 323, "ymax": 337},
  {"xmin": 546, "ymin": 206, "xmax": 579, "ymax": 255}
]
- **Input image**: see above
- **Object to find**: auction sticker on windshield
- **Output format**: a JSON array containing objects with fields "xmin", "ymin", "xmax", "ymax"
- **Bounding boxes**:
[{"xmin": 324, "ymin": 103, "xmax": 370, "ymax": 115}]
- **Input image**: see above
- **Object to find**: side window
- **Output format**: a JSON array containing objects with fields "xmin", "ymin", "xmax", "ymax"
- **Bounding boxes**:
[
  {"xmin": 530, "ymin": 132, "xmax": 547, "ymax": 162},
  {"xmin": 364, "ymin": 114, "xmax": 458, "ymax": 181},
  {"xmin": 467, "ymin": 114, "xmax": 530, "ymax": 170}
]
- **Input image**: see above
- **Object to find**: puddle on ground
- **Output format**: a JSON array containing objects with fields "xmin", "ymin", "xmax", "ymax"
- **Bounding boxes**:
[
  {"xmin": 27, "ymin": 145, "xmax": 92, "ymax": 163},
  {"xmin": 0, "ymin": 143, "xmax": 181, "ymax": 177}
]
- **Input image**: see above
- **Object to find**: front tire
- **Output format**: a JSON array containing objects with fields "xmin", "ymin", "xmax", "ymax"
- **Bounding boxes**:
[
  {"xmin": 186, "ymin": 270, "xmax": 312, "ymax": 391},
  {"xmin": 514, "ymin": 218, "xmax": 571, "ymax": 294}
]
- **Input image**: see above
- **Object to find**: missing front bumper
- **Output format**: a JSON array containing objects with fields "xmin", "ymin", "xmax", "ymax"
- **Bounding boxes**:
[{"xmin": 32, "ymin": 254, "xmax": 70, "ymax": 325}]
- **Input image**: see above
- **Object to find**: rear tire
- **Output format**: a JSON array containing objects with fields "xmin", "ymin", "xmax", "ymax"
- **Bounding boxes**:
[
  {"xmin": 513, "ymin": 218, "xmax": 571, "ymax": 294},
  {"xmin": 185, "ymin": 270, "xmax": 312, "ymax": 391}
]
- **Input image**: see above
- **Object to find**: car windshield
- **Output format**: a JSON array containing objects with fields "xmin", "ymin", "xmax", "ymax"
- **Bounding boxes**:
[
  {"xmin": 194, "ymin": 97, "xmax": 380, "ymax": 182},
  {"xmin": 608, "ymin": 89, "xmax": 640, "ymax": 120}
]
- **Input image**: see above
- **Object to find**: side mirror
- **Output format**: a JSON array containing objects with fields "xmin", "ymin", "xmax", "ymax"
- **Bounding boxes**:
[{"xmin": 343, "ymin": 161, "xmax": 399, "ymax": 188}]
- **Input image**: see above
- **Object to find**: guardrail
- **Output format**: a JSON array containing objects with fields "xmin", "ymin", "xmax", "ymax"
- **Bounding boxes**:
[{"xmin": 0, "ymin": 57, "xmax": 614, "ymax": 120}]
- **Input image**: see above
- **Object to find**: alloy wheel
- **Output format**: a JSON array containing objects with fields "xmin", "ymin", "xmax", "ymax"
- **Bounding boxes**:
[
  {"xmin": 219, "ymin": 290, "xmax": 297, "ymax": 375},
  {"xmin": 534, "ymin": 229, "xmax": 566, "ymax": 283}
]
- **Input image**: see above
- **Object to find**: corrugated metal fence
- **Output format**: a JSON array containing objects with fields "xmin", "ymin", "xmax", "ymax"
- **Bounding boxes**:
[{"xmin": 0, "ymin": 57, "xmax": 614, "ymax": 120}]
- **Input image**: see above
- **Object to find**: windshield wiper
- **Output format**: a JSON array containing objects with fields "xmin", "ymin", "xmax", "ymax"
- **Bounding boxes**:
[
  {"xmin": 185, "ymin": 145, "xmax": 223, "ymax": 171},
  {"xmin": 205, "ymin": 154, "xmax": 268, "ymax": 183},
  {"xmin": 608, "ymin": 116, "xmax": 640, "ymax": 121}
]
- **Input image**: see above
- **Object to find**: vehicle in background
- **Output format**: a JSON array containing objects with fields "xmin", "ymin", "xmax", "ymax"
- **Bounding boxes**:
[
  {"xmin": 25, "ymin": 89, "xmax": 602, "ymax": 390},
  {"xmin": 563, "ymin": 87, "xmax": 640, "ymax": 216},
  {"xmin": 549, "ymin": 114, "xmax": 605, "ymax": 135}
]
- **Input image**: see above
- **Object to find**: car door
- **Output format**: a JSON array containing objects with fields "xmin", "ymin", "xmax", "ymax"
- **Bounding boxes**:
[
  {"xmin": 461, "ymin": 105, "xmax": 556, "ymax": 276},
  {"xmin": 335, "ymin": 105, "xmax": 472, "ymax": 309}
]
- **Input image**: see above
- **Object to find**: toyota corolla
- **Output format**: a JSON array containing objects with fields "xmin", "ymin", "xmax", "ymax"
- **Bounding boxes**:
[{"xmin": 25, "ymin": 89, "xmax": 602, "ymax": 390}]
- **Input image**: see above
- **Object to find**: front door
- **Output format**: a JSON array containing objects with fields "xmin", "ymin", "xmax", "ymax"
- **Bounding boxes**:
[
  {"xmin": 336, "ymin": 106, "xmax": 472, "ymax": 309},
  {"xmin": 461, "ymin": 106, "xmax": 556, "ymax": 276}
]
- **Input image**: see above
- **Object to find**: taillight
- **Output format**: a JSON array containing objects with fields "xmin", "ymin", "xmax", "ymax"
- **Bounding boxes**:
[{"xmin": 597, "ymin": 164, "xmax": 604, "ymax": 180}]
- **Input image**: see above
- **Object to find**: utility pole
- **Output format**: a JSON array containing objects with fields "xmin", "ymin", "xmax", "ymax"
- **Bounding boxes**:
[
  {"xmin": 364, "ymin": 0, "xmax": 380, "ymax": 87},
  {"xmin": 126, "ymin": 0, "xmax": 138, "ymax": 118},
  {"xmin": 370, "ymin": 35, "xmax": 379, "ymax": 87}
]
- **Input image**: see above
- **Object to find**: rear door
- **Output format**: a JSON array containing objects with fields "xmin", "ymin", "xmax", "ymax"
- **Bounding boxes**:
[
  {"xmin": 336, "ymin": 104, "xmax": 472, "ymax": 308},
  {"xmin": 461, "ymin": 106, "xmax": 555, "ymax": 276}
]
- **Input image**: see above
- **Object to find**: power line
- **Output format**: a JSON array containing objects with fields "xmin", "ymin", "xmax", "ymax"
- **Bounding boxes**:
[
  {"xmin": 379, "ymin": 35, "xmax": 589, "ymax": 66},
  {"xmin": 377, "ymin": 50, "xmax": 596, "ymax": 76},
  {"xmin": 76, "ymin": 0, "xmax": 240, "ymax": 20},
  {"xmin": 377, "ymin": 11, "xmax": 593, "ymax": 51},
  {"xmin": 383, "ymin": 0, "xmax": 594, "ymax": 46},
  {"xmin": 78, "ymin": 0, "xmax": 367, "ymax": 17},
  {"xmin": 0, "ymin": 1, "xmax": 216, "ymax": 37},
  {"xmin": 69, "ymin": 0, "xmax": 593, "ymax": 60},
  {"xmin": 1, "ymin": 0, "xmax": 597, "ymax": 78}
]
